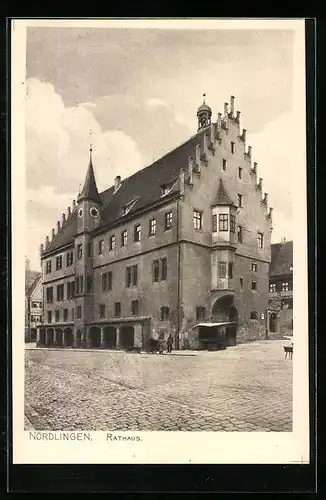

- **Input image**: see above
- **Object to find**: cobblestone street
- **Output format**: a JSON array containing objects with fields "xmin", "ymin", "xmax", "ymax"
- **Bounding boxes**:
[{"xmin": 25, "ymin": 339, "xmax": 292, "ymax": 432}]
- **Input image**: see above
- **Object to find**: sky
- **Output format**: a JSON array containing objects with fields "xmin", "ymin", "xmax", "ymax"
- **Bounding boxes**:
[{"xmin": 25, "ymin": 25, "xmax": 296, "ymax": 271}]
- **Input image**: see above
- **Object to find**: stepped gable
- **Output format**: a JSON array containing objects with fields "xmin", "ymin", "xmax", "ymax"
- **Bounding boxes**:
[
  {"xmin": 43, "ymin": 131, "xmax": 205, "ymax": 255},
  {"xmin": 270, "ymin": 241, "xmax": 293, "ymax": 277},
  {"xmin": 212, "ymin": 178, "xmax": 236, "ymax": 206}
]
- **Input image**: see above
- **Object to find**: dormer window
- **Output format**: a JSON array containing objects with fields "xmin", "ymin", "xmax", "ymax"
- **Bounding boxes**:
[
  {"xmin": 161, "ymin": 185, "xmax": 172, "ymax": 197},
  {"xmin": 123, "ymin": 197, "xmax": 139, "ymax": 216}
]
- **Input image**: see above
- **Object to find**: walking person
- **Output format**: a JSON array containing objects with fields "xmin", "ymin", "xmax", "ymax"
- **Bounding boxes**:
[{"xmin": 167, "ymin": 333, "xmax": 173, "ymax": 353}]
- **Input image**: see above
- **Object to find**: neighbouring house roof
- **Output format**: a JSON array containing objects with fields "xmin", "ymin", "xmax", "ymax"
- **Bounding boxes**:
[
  {"xmin": 43, "ymin": 130, "xmax": 207, "ymax": 256},
  {"xmin": 26, "ymin": 273, "xmax": 42, "ymax": 298},
  {"xmin": 270, "ymin": 241, "xmax": 293, "ymax": 277},
  {"xmin": 212, "ymin": 178, "xmax": 236, "ymax": 206}
]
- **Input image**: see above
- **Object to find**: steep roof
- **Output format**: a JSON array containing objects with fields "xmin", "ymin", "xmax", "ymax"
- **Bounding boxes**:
[
  {"xmin": 77, "ymin": 152, "xmax": 102, "ymax": 205},
  {"xmin": 26, "ymin": 273, "xmax": 42, "ymax": 297},
  {"xmin": 43, "ymin": 130, "xmax": 206, "ymax": 256},
  {"xmin": 212, "ymin": 178, "xmax": 235, "ymax": 206},
  {"xmin": 270, "ymin": 241, "xmax": 293, "ymax": 277}
]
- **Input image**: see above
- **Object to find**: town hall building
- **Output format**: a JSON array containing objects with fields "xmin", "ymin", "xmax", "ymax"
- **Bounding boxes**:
[{"xmin": 36, "ymin": 96, "xmax": 273, "ymax": 350}]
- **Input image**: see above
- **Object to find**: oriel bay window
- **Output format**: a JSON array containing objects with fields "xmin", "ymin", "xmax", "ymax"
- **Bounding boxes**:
[
  {"xmin": 218, "ymin": 261, "xmax": 227, "ymax": 278},
  {"xmin": 126, "ymin": 265, "xmax": 138, "ymax": 287},
  {"xmin": 230, "ymin": 215, "xmax": 236, "ymax": 233},
  {"xmin": 219, "ymin": 214, "xmax": 228, "ymax": 231},
  {"xmin": 212, "ymin": 214, "xmax": 217, "ymax": 232}
]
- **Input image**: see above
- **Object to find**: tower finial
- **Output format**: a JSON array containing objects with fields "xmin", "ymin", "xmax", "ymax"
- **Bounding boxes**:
[
  {"xmin": 203, "ymin": 93, "xmax": 206, "ymax": 104},
  {"xmin": 89, "ymin": 129, "xmax": 93, "ymax": 158}
]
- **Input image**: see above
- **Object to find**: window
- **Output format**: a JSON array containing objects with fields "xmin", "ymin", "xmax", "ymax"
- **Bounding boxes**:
[
  {"xmin": 228, "ymin": 262, "xmax": 233, "ymax": 279},
  {"xmin": 121, "ymin": 230, "xmax": 128, "ymax": 247},
  {"xmin": 149, "ymin": 219, "xmax": 156, "ymax": 236},
  {"xmin": 63, "ymin": 309, "xmax": 68, "ymax": 321},
  {"xmin": 56, "ymin": 255, "xmax": 63, "ymax": 270},
  {"xmin": 86, "ymin": 275, "xmax": 93, "ymax": 293},
  {"xmin": 250, "ymin": 311, "xmax": 258, "ymax": 320},
  {"xmin": 47, "ymin": 310, "xmax": 52, "ymax": 323},
  {"xmin": 257, "ymin": 232, "xmax": 264, "ymax": 249},
  {"xmin": 77, "ymin": 305, "xmax": 82, "ymax": 319},
  {"xmin": 87, "ymin": 243, "xmax": 93, "ymax": 258},
  {"xmin": 76, "ymin": 276, "xmax": 83, "ymax": 295},
  {"xmin": 161, "ymin": 185, "xmax": 171, "ymax": 196},
  {"xmin": 212, "ymin": 214, "xmax": 217, "ymax": 232},
  {"xmin": 270, "ymin": 283, "xmax": 276, "ymax": 293},
  {"xmin": 55, "ymin": 309, "xmax": 60, "ymax": 322},
  {"xmin": 153, "ymin": 260, "xmax": 160, "ymax": 282},
  {"xmin": 99, "ymin": 304, "xmax": 106, "ymax": 319},
  {"xmin": 134, "ymin": 224, "xmax": 141, "ymax": 242},
  {"xmin": 161, "ymin": 258, "xmax": 167, "ymax": 281},
  {"xmin": 222, "ymin": 158, "xmax": 227, "ymax": 171},
  {"xmin": 66, "ymin": 251, "xmax": 73, "ymax": 267},
  {"xmin": 282, "ymin": 282, "xmax": 289, "ymax": 292},
  {"xmin": 131, "ymin": 300, "xmax": 139, "ymax": 316},
  {"xmin": 219, "ymin": 214, "xmax": 228, "ymax": 231},
  {"xmin": 196, "ymin": 306, "xmax": 206, "ymax": 321},
  {"xmin": 56, "ymin": 284, "xmax": 64, "ymax": 301},
  {"xmin": 126, "ymin": 265, "xmax": 138, "ymax": 287},
  {"xmin": 238, "ymin": 194, "xmax": 243, "ymax": 208},
  {"xmin": 98, "ymin": 239, "xmax": 104, "ymax": 255},
  {"xmin": 251, "ymin": 281, "xmax": 257, "ymax": 291},
  {"xmin": 237, "ymin": 225, "xmax": 243, "ymax": 243},
  {"xmin": 46, "ymin": 260, "xmax": 52, "ymax": 274},
  {"xmin": 240, "ymin": 277, "xmax": 244, "ymax": 289},
  {"xmin": 230, "ymin": 215, "xmax": 236, "ymax": 233},
  {"xmin": 46, "ymin": 287, "xmax": 53, "ymax": 303},
  {"xmin": 114, "ymin": 302, "xmax": 121, "ymax": 317},
  {"xmin": 238, "ymin": 167, "xmax": 242, "ymax": 179},
  {"xmin": 160, "ymin": 306, "xmax": 170, "ymax": 321},
  {"xmin": 193, "ymin": 210, "xmax": 203, "ymax": 230},
  {"xmin": 102, "ymin": 271, "xmax": 112, "ymax": 291},
  {"xmin": 109, "ymin": 235, "xmax": 116, "ymax": 251},
  {"xmin": 251, "ymin": 262, "xmax": 258, "ymax": 272},
  {"xmin": 77, "ymin": 244, "xmax": 83, "ymax": 259},
  {"xmin": 67, "ymin": 281, "xmax": 75, "ymax": 299},
  {"xmin": 164, "ymin": 211, "xmax": 173, "ymax": 230},
  {"xmin": 231, "ymin": 141, "xmax": 235, "ymax": 154},
  {"xmin": 218, "ymin": 261, "xmax": 227, "ymax": 278}
]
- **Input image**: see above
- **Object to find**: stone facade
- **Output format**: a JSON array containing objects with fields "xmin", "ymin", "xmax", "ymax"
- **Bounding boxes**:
[{"xmin": 37, "ymin": 96, "xmax": 272, "ymax": 350}]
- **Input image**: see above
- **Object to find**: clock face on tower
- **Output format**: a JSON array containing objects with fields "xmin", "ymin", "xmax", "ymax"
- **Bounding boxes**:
[
  {"xmin": 90, "ymin": 206, "xmax": 100, "ymax": 218},
  {"xmin": 78, "ymin": 208, "xmax": 83, "ymax": 218}
]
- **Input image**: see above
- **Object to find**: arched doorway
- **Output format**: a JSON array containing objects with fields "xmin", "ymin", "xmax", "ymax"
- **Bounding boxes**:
[
  {"xmin": 76, "ymin": 330, "xmax": 82, "ymax": 348},
  {"xmin": 212, "ymin": 295, "xmax": 235, "ymax": 322},
  {"xmin": 89, "ymin": 326, "xmax": 101, "ymax": 348},
  {"xmin": 120, "ymin": 326, "xmax": 134, "ymax": 349},
  {"xmin": 47, "ymin": 328, "xmax": 54, "ymax": 346},
  {"xmin": 55, "ymin": 328, "xmax": 63, "ymax": 346},
  {"xmin": 103, "ymin": 326, "xmax": 117, "ymax": 349},
  {"xmin": 39, "ymin": 328, "xmax": 46, "ymax": 346},
  {"xmin": 64, "ymin": 327, "xmax": 73, "ymax": 347},
  {"xmin": 269, "ymin": 313, "xmax": 278, "ymax": 333}
]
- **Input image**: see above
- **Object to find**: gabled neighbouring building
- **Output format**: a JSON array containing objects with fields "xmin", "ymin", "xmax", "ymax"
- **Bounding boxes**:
[{"xmin": 36, "ymin": 96, "xmax": 273, "ymax": 350}]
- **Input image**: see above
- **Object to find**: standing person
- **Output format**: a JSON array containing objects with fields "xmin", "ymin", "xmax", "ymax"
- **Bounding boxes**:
[{"xmin": 167, "ymin": 333, "xmax": 173, "ymax": 353}]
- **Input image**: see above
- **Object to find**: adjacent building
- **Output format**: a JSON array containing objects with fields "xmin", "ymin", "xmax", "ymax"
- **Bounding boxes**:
[
  {"xmin": 25, "ymin": 270, "xmax": 43, "ymax": 342},
  {"xmin": 36, "ymin": 96, "xmax": 273, "ymax": 350},
  {"xmin": 268, "ymin": 240, "xmax": 293, "ymax": 335}
]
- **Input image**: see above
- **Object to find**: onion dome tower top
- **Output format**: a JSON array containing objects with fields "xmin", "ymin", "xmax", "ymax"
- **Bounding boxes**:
[{"xmin": 197, "ymin": 93, "xmax": 212, "ymax": 131}]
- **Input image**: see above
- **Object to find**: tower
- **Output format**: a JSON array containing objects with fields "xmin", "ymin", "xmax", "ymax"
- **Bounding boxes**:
[
  {"xmin": 197, "ymin": 94, "xmax": 212, "ymax": 131},
  {"xmin": 74, "ymin": 146, "xmax": 102, "ymax": 347}
]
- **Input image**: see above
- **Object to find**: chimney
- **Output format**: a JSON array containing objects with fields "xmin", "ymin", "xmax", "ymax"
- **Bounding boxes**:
[
  {"xmin": 62, "ymin": 213, "xmax": 66, "ymax": 225},
  {"xmin": 72, "ymin": 200, "xmax": 76, "ymax": 210},
  {"xmin": 67, "ymin": 206, "xmax": 71, "ymax": 217},
  {"xmin": 224, "ymin": 102, "xmax": 228, "ymax": 120},
  {"xmin": 242, "ymin": 129, "xmax": 247, "ymax": 142},
  {"xmin": 114, "ymin": 175, "xmax": 121, "ymax": 193},
  {"xmin": 230, "ymin": 95, "xmax": 235, "ymax": 117},
  {"xmin": 45, "ymin": 236, "xmax": 50, "ymax": 247},
  {"xmin": 236, "ymin": 111, "xmax": 241, "ymax": 123},
  {"xmin": 52, "ymin": 228, "xmax": 55, "ymax": 240},
  {"xmin": 57, "ymin": 221, "xmax": 61, "ymax": 232}
]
